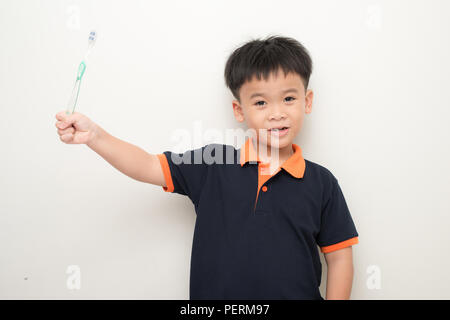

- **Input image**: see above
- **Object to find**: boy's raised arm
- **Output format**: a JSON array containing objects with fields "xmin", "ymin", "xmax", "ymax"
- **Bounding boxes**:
[
  {"xmin": 87, "ymin": 126, "xmax": 166, "ymax": 186},
  {"xmin": 55, "ymin": 111, "xmax": 166, "ymax": 188}
]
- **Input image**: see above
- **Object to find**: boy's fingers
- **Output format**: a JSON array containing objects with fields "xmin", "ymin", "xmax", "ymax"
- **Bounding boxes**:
[
  {"xmin": 55, "ymin": 111, "xmax": 68, "ymax": 121},
  {"xmin": 56, "ymin": 112, "xmax": 81, "ymax": 129},
  {"xmin": 56, "ymin": 121, "xmax": 72, "ymax": 129},
  {"xmin": 57, "ymin": 126, "xmax": 75, "ymax": 135},
  {"xmin": 60, "ymin": 133, "xmax": 74, "ymax": 143}
]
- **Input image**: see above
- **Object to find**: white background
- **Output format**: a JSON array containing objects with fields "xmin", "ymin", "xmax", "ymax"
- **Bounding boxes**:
[{"xmin": 1, "ymin": 0, "xmax": 449, "ymax": 299}]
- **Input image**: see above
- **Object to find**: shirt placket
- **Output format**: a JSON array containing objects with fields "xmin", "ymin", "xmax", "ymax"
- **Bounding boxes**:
[{"xmin": 253, "ymin": 162, "xmax": 280, "ymax": 213}]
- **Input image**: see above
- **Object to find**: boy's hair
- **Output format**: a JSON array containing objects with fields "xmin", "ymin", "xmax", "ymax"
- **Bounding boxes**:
[{"xmin": 224, "ymin": 35, "xmax": 313, "ymax": 103}]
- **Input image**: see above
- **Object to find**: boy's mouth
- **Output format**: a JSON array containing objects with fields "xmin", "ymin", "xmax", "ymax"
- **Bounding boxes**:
[{"xmin": 268, "ymin": 126, "xmax": 290, "ymax": 137}]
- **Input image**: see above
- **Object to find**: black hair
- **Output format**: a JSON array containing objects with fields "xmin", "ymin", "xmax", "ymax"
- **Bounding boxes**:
[{"xmin": 224, "ymin": 35, "xmax": 313, "ymax": 102}]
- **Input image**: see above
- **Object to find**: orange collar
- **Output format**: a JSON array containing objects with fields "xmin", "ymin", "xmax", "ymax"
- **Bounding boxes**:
[{"xmin": 239, "ymin": 137, "xmax": 305, "ymax": 178}]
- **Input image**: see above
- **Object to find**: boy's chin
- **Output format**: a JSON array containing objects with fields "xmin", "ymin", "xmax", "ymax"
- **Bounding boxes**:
[
  {"xmin": 257, "ymin": 137, "xmax": 291, "ymax": 149},
  {"xmin": 268, "ymin": 141, "xmax": 290, "ymax": 150}
]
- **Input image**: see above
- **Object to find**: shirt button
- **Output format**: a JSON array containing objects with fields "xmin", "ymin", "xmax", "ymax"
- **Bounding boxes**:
[{"xmin": 262, "ymin": 186, "xmax": 268, "ymax": 192}]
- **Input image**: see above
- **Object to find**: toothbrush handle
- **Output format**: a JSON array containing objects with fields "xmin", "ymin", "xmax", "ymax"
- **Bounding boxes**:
[
  {"xmin": 66, "ymin": 61, "xmax": 86, "ymax": 115},
  {"xmin": 66, "ymin": 78, "xmax": 82, "ymax": 115}
]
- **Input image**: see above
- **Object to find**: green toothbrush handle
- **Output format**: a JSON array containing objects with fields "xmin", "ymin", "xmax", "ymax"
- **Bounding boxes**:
[
  {"xmin": 66, "ymin": 61, "xmax": 86, "ymax": 115},
  {"xmin": 77, "ymin": 61, "xmax": 86, "ymax": 80}
]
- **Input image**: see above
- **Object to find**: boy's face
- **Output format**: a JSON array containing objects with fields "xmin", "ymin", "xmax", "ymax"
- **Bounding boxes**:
[{"xmin": 232, "ymin": 68, "xmax": 313, "ymax": 153}]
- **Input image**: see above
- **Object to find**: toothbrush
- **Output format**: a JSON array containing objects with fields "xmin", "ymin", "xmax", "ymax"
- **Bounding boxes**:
[{"xmin": 66, "ymin": 30, "xmax": 97, "ymax": 115}]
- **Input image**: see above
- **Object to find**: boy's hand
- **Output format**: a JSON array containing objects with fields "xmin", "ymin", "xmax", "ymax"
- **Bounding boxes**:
[{"xmin": 55, "ymin": 111, "xmax": 99, "ymax": 145}]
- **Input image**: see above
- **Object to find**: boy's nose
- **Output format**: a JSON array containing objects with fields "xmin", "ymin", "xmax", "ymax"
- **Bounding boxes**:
[{"xmin": 269, "ymin": 108, "xmax": 286, "ymax": 120}]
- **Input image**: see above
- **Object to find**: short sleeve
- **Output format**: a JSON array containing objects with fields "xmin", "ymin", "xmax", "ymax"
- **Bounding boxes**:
[
  {"xmin": 316, "ymin": 177, "xmax": 359, "ymax": 253},
  {"xmin": 156, "ymin": 145, "xmax": 210, "ymax": 207}
]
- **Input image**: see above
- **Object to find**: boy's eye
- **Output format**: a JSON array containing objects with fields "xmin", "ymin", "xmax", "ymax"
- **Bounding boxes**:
[{"xmin": 254, "ymin": 97, "xmax": 296, "ymax": 107}]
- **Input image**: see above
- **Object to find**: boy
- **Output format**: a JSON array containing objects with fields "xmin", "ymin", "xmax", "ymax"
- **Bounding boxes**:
[{"xmin": 55, "ymin": 35, "xmax": 359, "ymax": 300}]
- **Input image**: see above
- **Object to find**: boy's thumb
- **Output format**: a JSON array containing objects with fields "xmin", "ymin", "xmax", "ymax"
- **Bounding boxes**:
[
  {"xmin": 56, "ymin": 110, "xmax": 73, "ymax": 122},
  {"xmin": 56, "ymin": 111, "xmax": 79, "ymax": 129}
]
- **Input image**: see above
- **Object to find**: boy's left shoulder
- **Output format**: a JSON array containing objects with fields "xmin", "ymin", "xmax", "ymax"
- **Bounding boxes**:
[
  {"xmin": 303, "ymin": 158, "xmax": 347, "ymax": 198},
  {"xmin": 304, "ymin": 158, "xmax": 339, "ymax": 183}
]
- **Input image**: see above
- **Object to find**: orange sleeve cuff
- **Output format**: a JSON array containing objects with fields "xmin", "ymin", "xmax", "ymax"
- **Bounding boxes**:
[
  {"xmin": 157, "ymin": 154, "xmax": 174, "ymax": 193},
  {"xmin": 320, "ymin": 236, "xmax": 359, "ymax": 253}
]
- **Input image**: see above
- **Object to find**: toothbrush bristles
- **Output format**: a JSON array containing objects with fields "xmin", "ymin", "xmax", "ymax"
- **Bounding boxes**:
[{"xmin": 88, "ymin": 30, "xmax": 96, "ymax": 45}]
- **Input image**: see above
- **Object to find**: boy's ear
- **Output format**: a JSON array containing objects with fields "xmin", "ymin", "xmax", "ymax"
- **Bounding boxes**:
[
  {"xmin": 232, "ymin": 99, "xmax": 245, "ymax": 122},
  {"xmin": 305, "ymin": 89, "xmax": 314, "ymax": 114}
]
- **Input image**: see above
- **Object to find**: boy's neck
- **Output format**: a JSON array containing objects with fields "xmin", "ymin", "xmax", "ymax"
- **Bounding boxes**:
[{"xmin": 252, "ymin": 137, "xmax": 294, "ymax": 167}]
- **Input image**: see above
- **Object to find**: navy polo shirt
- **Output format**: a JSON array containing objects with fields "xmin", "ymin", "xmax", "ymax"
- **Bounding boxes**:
[{"xmin": 156, "ymin": 137, "xmax": 359, "ymax": 300}]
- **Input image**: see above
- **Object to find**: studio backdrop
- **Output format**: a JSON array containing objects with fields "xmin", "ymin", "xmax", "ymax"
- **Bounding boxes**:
[{"xmin": 1, "ymin": 0, "xmax": 449, "ymax": 299}]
